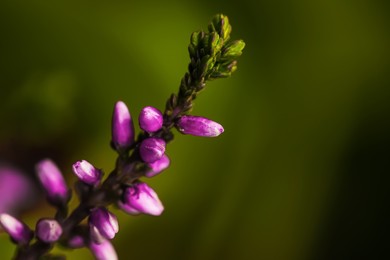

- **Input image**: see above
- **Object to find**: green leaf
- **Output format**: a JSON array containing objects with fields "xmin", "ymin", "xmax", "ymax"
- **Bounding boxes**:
[
  {"xmin": 190, "ymin": 31, "xmax": 201, "ymax": 47},
  {"xmin": 209, "ymin": 14, "xmax": 232, "ymax": 42},
  {"xmin": 222, "ymin": 40, "xmax": 246, "ymax": 59}
]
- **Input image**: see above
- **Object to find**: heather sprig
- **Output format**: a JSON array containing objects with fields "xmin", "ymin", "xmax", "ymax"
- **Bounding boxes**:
[
  {"xmin": 0, "ymin": 14, "xmax": 245, "ymax": 259},
  {"xmin": 165, "ymin": 14, "xmax": 245, "ymax": 123}
]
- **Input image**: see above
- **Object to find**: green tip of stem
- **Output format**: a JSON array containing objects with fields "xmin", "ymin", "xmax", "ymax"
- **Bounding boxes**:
[{"xmin": 208, "ymin": 14, "xmax": 232, "ymax": 42}]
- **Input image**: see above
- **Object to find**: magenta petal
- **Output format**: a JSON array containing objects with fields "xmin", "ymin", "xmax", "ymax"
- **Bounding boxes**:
[
  {"xmin": 138, "ymin": 106, "xmax": 163, "ymax": 133},
  {"xmin": 89, "ymin": 208, "xmax": 118, "ymax": 240},
  {"xmin": 35, "ymin": 159, "xmax": 68, "ymax": 202},
  {"xmin": 0, "ymin": 213, "xmax": 33, "ymax": 245},
  {"xmin": 118, "ymin": 201, "xmax": 141, "ymax": 215},
  {"xmin": 112, "ymin": 101, "xmax": 135, "ymax": 150},
  {"xmin": 120, "ymin": 183, "xmax": 164, "ymax": 216},
  {"xmin": 139, "ymin": 138, "xmax": 166, "ymax": 163},
  {"xmin": 72, "ymin": 160, "xmax": 101, "ymax": 185}
]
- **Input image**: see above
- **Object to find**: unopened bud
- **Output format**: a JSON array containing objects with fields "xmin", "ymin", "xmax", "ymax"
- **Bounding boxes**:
[
  {"xmin": 176, "ymin": 115, "xmax": 224, "ymax": 137},
  {"xmin": 139, "ymin": 138, "xmax": 166, "ymax": 163},
  {"xmin": 0, "ymin": 213, "xmax": 33, "ymax": 245},
  {"xmin": 35, "ymin": 218, "xmax": 62, "ymax": 243},
  {"xmin": 36, "ymin": 159, "xmax": 69, "ymax": 203},
  {"xmin": 112, "ymin": 101, "xmax": 135, "ymax": 151},
  {"xmin": 119, "ymin": 182, "xmax": 164, "ymax": 216},
  {"xmin": 138, "ymin": 106, "xmax": 163, "ymax": 133},
  {"xmin": 72, "ymin": 160, "xmax": 101, "ymax": 186},
  {"xmin": 89, "ymin": 208, "xmax": 118, "ymax": 241}
]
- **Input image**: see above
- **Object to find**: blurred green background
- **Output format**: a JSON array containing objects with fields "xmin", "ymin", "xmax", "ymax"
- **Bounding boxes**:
[{"xmin": 1, "ymin": 0, "xmax": 389, "ymax": 259}]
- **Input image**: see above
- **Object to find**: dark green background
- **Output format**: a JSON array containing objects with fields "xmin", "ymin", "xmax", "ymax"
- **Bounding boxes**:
[{"xmin": 1, "ymin": 0, "xmax": 389, "ymax": 259}]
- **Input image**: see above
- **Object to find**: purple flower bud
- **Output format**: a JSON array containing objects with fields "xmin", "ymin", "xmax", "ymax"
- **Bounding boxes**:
[
  {"xmin": 0, "ymin": 213, "xmax": 33, "ymax": 245},
  {"xmin": 112, "ymin": 101, "xmax": 135, "ymax": 150},
  {"xmin": 72, "ymin": 160, "xmax": 101, "ymax": 186},
  {"xmin": 89, "ymin": 208, "xmax": 118, "ymax": 240},
  {"xmin": 89, "ymin": 239, "xmax": 118, "ymax": 260},
  {"xmin": 176, "ymin": 115, "xmax": 224, "ymax": 137},
  {"xmin": 138, "ymin": 106, "xmax": 163, "ymax": 133},
  {"xmin": 35, "ymin": 219, "xmax": 63, "ymax": 243},
  {"xmin": 36, "ymin": 159, "xmax": 69, "ymax": 202},
  {"xmin": 145, "ymin": 154, "xmax": 170, "ymax": 178},
  {"xmin": 139, "ymin": 138, "xmax": 166, "ymax": 163},
  {"xmin": 118, "ymin": 182, "xmax": 164, "ymax": 216}
]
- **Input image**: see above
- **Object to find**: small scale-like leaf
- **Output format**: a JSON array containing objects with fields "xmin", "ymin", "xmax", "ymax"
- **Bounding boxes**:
[{"xmin": 222, "ymin": 40, "xmax": 246, "ymax": 58}]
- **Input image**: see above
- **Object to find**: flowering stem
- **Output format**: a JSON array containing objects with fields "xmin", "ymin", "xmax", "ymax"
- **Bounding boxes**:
[{"xmin": 7, "ymin": 13, "xmax": 245, "ymax": 259}]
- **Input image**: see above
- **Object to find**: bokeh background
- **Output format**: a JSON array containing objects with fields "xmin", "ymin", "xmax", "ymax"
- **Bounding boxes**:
[{"xmin": 1, "ymin": 0, "xmax": 389, "ymax": 259}]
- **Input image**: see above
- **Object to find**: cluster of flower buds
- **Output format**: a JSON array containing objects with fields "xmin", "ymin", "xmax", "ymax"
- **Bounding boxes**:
[
  {"xmin": 112, "ymin": 101, "xmax": 167, "ymax": 164},
  {"xmin": 0, "ymin": 54, "xmax": 227, "ymax": 260},
  {"xmin": 0, "ymin": 158, "xmax": 118, "ymax": 259},
  {"xmin": 111, "ymin": 101, "xmax": 224, "ymax": 214},
  {"xmin": 112, "ymin": 102, "xmax": 167, "ymax": 217},
  {"xmin": 113, "ymin": 101, "xmax": 223, "ymax": 156},
  {"xmin": 0, "ymin": 13, "xmax": 243, "ymax": 259}
]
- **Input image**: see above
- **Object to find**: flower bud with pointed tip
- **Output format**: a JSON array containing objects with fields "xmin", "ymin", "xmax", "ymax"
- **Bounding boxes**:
[
  {"xmin": 119, "ymin": 182, "xmax": 164, "ymax": 216},
  {"xmin": 36, "ymin": 159, "xmax": 69, "ymax": 203},
  {"xmin": 112, "ymin": 101, "xmax": 135, "ymax": 151},
  {"xmin": 138, "ymin": 106, "xmax": 163, "ymax": 133},
  {"xmin": 89, "ymin": 208, "xmax": 118, "ymax": 240},
  {"xmin": 72, "ymin": 160, "xmax": 101, "ymax": 186},
  {"xmin": 89, "ymin": 239, "xmax": 118, "ymax": 260},
  {"xmin": 35, "ymin": 218, "xmax": 63, "ymax": 243},
  {"xmin": 145, "ymin": 154, "xmax": 170, "ymax": 178},
  {"xmin": 139, "ymin": 138, "xmax": 166, "ymax": 163},
  {"xmin": 0, "ymin": 213, "xmax": 33, "ymax": 245},
  {"xmin": 176, "ymin": 115, "xmax": 224, "ymax": 137}
]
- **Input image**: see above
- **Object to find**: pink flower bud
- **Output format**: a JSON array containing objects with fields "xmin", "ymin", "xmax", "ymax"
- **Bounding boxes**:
[
  {"xmin": 139, "ymin": 138, "xmax": 166, "ymax": 163},
  {"xmin": 138, "ymin": 106, "xmax": 163, "ymax": 133},
  {"xmin": 35, "ymin": 218, "xmax": 63, "ymax": 243},
  {"xmin": 72, "ymin": 160, "xmax": 101, "ymax": 185},
  {"xmin": 0, "ymin": 213, "xmax": 33, "ymax": 245},
  {"xmin": 119, "ymin": 182, "xmax": 164, "ymax": 216},
  {"xmin": 112, "ymin": 101, "xmax": 135, "ymax": 150},
  {"xmin": 89, "ymin": 208, "xmax": 118, "ymax": 240},
  {"xmin": 35, "ymin": 159, "xmax": 69, "ymax": 203},
  {"xmin": 176, "ymin": 115, "xmax": 224, "ymax": 137}
]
